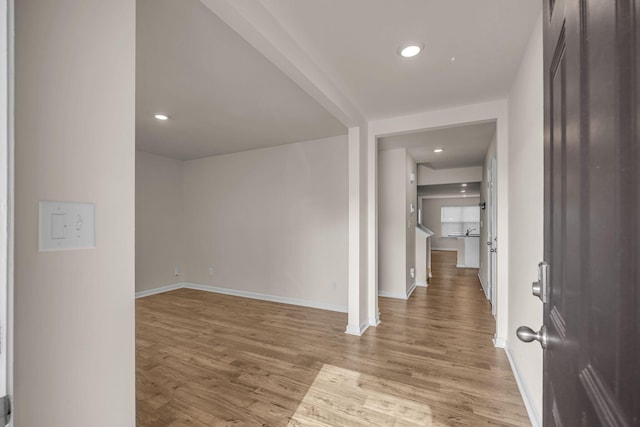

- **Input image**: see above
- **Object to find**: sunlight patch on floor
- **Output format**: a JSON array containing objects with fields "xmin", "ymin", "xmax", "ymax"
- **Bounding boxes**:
[{"xmin": 288, "ymin": 364, "xmax": 434, "ymax": 426}]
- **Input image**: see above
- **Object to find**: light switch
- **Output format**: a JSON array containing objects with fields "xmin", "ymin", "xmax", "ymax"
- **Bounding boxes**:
[
  {"xmin": 39, "ymin": 201, "xmax": 95, "ymax": 251},
  {"xmin": 51, "ymin": 213, "xmax": 66, "ymax": 239}
]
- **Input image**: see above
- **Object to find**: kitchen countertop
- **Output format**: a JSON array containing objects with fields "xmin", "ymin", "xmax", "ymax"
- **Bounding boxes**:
[{"xmin": 417, "ymin": 224, "xmax": 435, "ymax": 236}]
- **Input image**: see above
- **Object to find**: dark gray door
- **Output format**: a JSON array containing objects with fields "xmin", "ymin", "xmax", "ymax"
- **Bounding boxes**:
[{"xmin": 539, "ymin": 0, "xmax": 640, "ymax": 425}]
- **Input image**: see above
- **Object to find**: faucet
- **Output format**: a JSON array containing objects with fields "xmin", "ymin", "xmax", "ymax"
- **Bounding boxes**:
[{"xmin": 465, "ymin": 228, "xmax": 477, "ymax": 236}]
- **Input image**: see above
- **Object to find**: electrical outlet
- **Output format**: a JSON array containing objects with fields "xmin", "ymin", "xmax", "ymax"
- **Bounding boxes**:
[
  {"xmin": 174, "ymin": 266, "xmax": 181, "ymax": 277},
  {"xmin": 208, "ymin": 267, "xmax": 214, "ymax": 276}
]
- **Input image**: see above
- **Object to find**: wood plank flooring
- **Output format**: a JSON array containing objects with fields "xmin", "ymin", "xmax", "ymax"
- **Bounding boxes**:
[{"xmin": 136, "ymin": 251, "xmax": 530, "ymax": 426}]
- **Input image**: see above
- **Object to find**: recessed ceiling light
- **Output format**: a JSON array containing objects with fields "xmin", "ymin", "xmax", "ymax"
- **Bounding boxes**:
[
  {"xmin": 461, "ymin": 183, "xmax": 468, "ymax": 187},
  {"xmin": 154, "ymin": 114, "xmax": 169, "ymax": 121},
  {"xmin": 461, "ymin": 190, "xmax": 466, "ymax": 193},
  {"xmin": 399, "ymin": 43, "xmax": 423, "ymax": 58},
  {"xmin": 433, "ymin": 148, "xmax": 444, "ymax": 153},
  {"xmin": 451, "ymin": 57, "xmax": 456, "ymax": 62}
]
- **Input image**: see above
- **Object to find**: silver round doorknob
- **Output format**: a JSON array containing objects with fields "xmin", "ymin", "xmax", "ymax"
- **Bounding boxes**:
[{"xmin": 516, "ymin": 325, "xmax": 548, "ymax": 349}]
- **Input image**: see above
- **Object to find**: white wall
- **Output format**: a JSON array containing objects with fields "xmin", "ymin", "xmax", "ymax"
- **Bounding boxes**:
[
  {"xmin": 421, "ymin": 197, "xmax": 480, "ymax": 250},
  {"xmin": 378, "ymin": 148, "xmax": 417, "ymax": 299},
  {"xmin": 417, "ymin": 165, "xmax": 482, "ymax": 186},
  {"xmin": 348, "ymin": 127, "xmax": 369, "ymax": 333},
  {"xmin": 135, "ymin": 137, "xmax": 350, "ymax": 312},
  {"xmin": 377, "ymin": 148, "xmax": 406, "ymax": 298},
  {"xmin": 136, "ymin": 150, "xmax": 184, "ymax": 293},
  {"xmin": 14, "ymin": 1, "xmax": 136, "ymax": 426},
  {"xmin": 506, "ymin": 12, "xmax": 544, "ymax": 426},
  {"xmin": 182, "ymin": 135, "xmax": 349, "ymax": 311},
  {"xmin": 479, "ymin": 134, "xmax": 497, "ymax": 289}
]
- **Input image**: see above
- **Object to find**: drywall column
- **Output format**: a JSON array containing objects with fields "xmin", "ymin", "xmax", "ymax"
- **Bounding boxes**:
[
  {"xmin": 357, "ymin": 127, "xmax": 369, "ymax": 329},
  {"xmin": 378, "ymin": 149, "xmax": 407, "ymax": 299},
  {"xmin": 14, "ymin": 1, "xmax": 136, "ymax": 426},
  {"xmin": 367, "ymin": 126, "xmax": 379, "ymax": 326},
  {"xmin": 347, "ymin": 127, "xmax": 363, "ymax": 334},
  {"xmin": 346, "ymin": 125, "xmax": 370, "ymax": 335},
  {"xmin": 377, "ymin": 148, "xmax": 417, "ymax": 299}
]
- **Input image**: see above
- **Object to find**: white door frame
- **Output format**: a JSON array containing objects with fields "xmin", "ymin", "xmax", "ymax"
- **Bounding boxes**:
[
  {"xmin": 2, "ymin": 0, "xmax": 14, "ymax": 420},
  {"xmin": 487, "ymin": 156, "xmax": 498, "ymax": 316}
]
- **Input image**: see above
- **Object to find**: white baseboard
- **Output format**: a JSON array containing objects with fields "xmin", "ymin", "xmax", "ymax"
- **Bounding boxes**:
[
  {"xmin": 493, "ymin": 335, "xmax": 507, "ymax": 348},
  {"xmin": 379, "ymin": 283, "xmax": 417, "ymax": 300},
  {"xmin": 345, "ymin": 319, "xmax": 370, "ymax": 336},
  {"xmin": 415, "ymin": 281, "xmax": 428, "ymax": 287},
  {"xmin": 502, "ymin": 341, "xmax": 542, "ymax": 427},
  {"xmin": 135, "ymin": 282, "xmax": 348, "ymax": 313},
  {"xmin": 369, "ymin": 314, "xmax": 381, "ymax": 327},
  {"xmin": 406, "ymin": 282, "xmax": 417, "ymax": 298},
  {"xmin": 183, "ymin": 282, "xmax": 348, "ymax": 313},
  {"xmin": 135, "ymin": 283, "xmax": 183, "ymax": 298},
  {"xmin": 478, "ymin": 273, "xmax": 489, "ymax": 299},
  {"xmin": 378, "ymin": 289, "xmax": 407, "ymax": 299},
  {"xmin": 456, "ymin": 263, "xmax": 465, "ymax": 268}
]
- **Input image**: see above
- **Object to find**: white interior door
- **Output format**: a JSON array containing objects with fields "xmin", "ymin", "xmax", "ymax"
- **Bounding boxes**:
[{"xmin": 488, "ymin": 157, "xmax": 497, "ymax": 316}]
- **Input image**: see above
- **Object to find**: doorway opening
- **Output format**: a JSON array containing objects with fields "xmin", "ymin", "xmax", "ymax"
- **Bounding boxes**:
[{"xmin": 372, "ymin": 116, "xmax": 503, "ymax": 336}]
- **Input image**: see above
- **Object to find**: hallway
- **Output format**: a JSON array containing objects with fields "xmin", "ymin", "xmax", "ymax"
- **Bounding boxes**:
[
  {"xmin": 370, "ymin": 250, "xmax": 529, "ymax": 425},
  {"xmin": 136, "ymin": 251, "xmax": 529, "ymax": 426}
]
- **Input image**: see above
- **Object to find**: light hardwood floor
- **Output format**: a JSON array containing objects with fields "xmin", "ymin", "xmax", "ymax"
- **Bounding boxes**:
[{"xmin": 136, "ymin": 251, "xmax": 530, "ymax": 426}]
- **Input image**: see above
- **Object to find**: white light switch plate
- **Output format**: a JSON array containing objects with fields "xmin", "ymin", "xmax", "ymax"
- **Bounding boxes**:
[{"xmin": 39, "ymin": 201, "xmax": 95, "ymax": 251}]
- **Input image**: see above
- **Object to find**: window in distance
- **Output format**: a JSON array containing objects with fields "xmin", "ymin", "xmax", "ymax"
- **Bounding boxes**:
[{"xmin": 441, "ymin": 205, "xmax": 480, "ymax": 237}]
